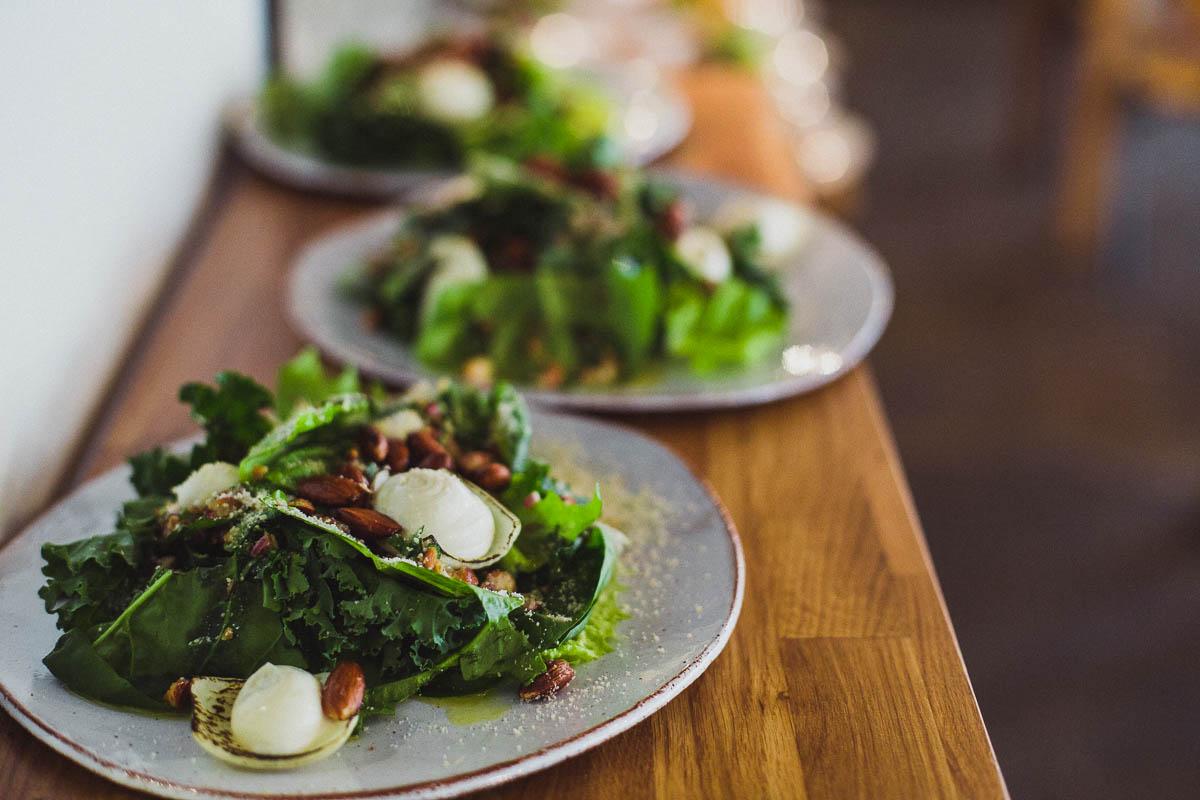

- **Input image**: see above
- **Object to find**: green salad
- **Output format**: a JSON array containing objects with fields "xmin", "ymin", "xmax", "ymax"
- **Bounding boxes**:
[
  {"xmin": 261, "ymin": 36, "xmax": 614, "ymax": 168},
  {"xmin": 351, "ymin": 156, "xmax": 795, "ymax": 388},
  {"xmin": 39, "ymin": 351, "xmax": 624, "ymax": 729}
]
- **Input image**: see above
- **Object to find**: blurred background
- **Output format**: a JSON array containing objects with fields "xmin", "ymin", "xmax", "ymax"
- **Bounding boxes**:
[{"xmin": 2, "ymin": 1, "xmax": 1198, "ymax": 797}]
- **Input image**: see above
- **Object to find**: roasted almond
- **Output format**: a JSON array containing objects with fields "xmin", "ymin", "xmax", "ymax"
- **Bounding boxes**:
[
  {"xmin": 339, "ymin": 462, "xmax": 370, "ymax": 490},
  {"xmin": 295, "ymin": 475, "xmax": 366, "ymax": 506},
  {"xmin": 321, "ymin": 661, "xmax": 365, "ymax": 721},
  {"xmin": 482, "ymin": 569, "xmax": 516, "ymax": 593},
  {"xmin": 407, "ymin": 428, "xmax": 445, "ymax": 459},
  {"xmin": 519, "ymin": 659, "xmax": 574, "ymax": 701},
  {"xmin": 164, "ymin": 677, "xmax": 192, "ymax": 710},
  {"xmin": 249, "ymin": 532, "xmax": 276, "ymax": 557},
  {"xmin": 385, "ymin": 438, "xmax": 410, "ymax": 472},
  {"xmin": 476, "ymin": 462, "xmax": 512, "ymax": 492},
  {"xmin": 457, "ymin": 450, "xmax": 492, "ymax": 475},
  {"xmin": 334, "ymin": 507, "xmax": 403, "ymax": 540},
  {"xmin": 418, "ymin": 451, "xmax": 454, "ymax": 471},
  {"xmin": 449, "ymin": 567, "xmax": 479, "ymax": 586},
  {"xmin": 360, "ymin": 426, "xmax": 389, "ymax": 463}
]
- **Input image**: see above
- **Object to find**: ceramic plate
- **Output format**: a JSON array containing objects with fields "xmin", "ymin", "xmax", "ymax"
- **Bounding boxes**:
[
  {"xmin": 287, "ymin": 171, "xmax": 894, "ymax": 412},
  {"xmin": 0, "ymin": 411, "xmax": 742, "ymax": 800},
  {"xmin": 226, "ymin": 72, "xmax": 691, "ymax": 198}
]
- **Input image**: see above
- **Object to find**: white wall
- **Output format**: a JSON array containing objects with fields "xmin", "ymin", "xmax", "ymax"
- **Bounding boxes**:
[
  {"xmin": 279, "ymin": 0, "xmax": 436, "ymax": 77},
  {"xmin": 0, "ymin": 3, "xmax": 265, "ymax": 535}
]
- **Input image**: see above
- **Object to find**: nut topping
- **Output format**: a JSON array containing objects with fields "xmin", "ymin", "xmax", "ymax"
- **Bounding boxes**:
[
  {"xmin": 321, "ymin": 661, "xmax": 365, "ymax": 721},
  {"xmin": 249, "ymin": 532, "xmax": 276, "ymax": 557},
  {"xmin": 450, "ymin": 567, "xmax": 479, "ymax": 586},
  {"xmin": 339, "ymin": 462, "xmax": 370, "ymax": 491},
  {"xmin": 420, "ymin": 547, "xmax": 442, "ymax": 573},
  {"xmin": 519, "ymin": 659, "xmax": 574, "ymax": 701},
  {"xmin": 457, "ymin": 450, "xmax": 492, "ymax": 475},
  {"xmin": 476, "ymin": 462, "xmax": 512, "ymax": 492},
  {"xmin": 385, "ymin": 438, "xmax": 411, "ymax": 472},
  {"xmin": 164, "ymin": 677, "xmax": 192, "ymax": 710},
  {"xmin": 360, "ymin": 426, "xmax": 389, "ymax": 463},
  {"xmin": 333, "ymin": 507, "xmax": 403, "ymax": 540},
  {"xmin": 418, "ymin": 451, "xmax": 454, "ymax": 471},
  {"xmin": 295, "ymin": 475, "xmax": 366, "ymax": 507},
  {"xmin": 482, "ymin": 569, "xmax": 516, "ymax": 593},
  {"xmin": 407, "ymin": 428, "xmax": 445, "ymax": 459}
]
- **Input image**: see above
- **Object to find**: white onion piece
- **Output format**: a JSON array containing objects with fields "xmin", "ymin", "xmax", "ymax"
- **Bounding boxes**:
[
  {"xmin": 420, "ymin": 235, "xmax": 489, "ymax": 323},
  {"xmin": 172, "ymin": 462, "xmax": 239, "ymax": 508},
  {"xmin": 417, "ymin": 60, "xmax": 495, "ymax": 123},
  {"xmin": 675, "ymin": 226, "xmax": 733, "ymax": 284},
  {"xmin": 712, "ymin": 196, "xmax": 813, "ymax": 265},
  {"xmin": 373, "ymin": 468, "xmax": 520, "ymax": 567},
  {"xmin": 374, "ymin": 408, "xmax": 424, "ymax": 440},
  {"xmin": 190, "ymin": 667, "xmax": 355, "ymax": 770},
  {"xmin": 230, "ymin": 664, "xmax": 324, "ymax": 755}
]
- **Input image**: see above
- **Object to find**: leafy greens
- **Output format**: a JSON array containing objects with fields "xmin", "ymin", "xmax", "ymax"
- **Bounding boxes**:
[{"xmin": 39, "ymin": 352, "xmax": 624, "ymax": 714}]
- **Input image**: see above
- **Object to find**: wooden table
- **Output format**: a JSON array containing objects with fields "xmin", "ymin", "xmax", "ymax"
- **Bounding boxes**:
[{"xmin": 1, "ymin": 68, "xmax": 1007, "ymax": 799}]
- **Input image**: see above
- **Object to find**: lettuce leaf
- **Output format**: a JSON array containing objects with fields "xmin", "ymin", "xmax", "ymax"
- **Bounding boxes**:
[
  {"xmin": 500, "ymin": 460, "xmax": 602, "ymax": 572},
  {"xmin": 540, "ymin": 579, "xmax": 627, "ymax": 664},
  {"xmin": 665, "ymin": 279, "xmax": 786, "ymax": 372}
]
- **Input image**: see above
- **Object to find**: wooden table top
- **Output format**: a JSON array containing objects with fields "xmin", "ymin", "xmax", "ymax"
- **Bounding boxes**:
[{"xmin": 1, "ymin": 68, "xmax": 1007, "ymax": 799}]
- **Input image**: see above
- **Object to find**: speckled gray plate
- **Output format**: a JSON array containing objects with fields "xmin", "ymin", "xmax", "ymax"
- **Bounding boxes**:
[
  {"xmin": 287, "ymin": 172, "xmax": 893, "ymax": 412},
  {"xmin": 226, "ymin": 72, "xmax": 691, "ymax": 198},
  {"xmin": 0, "ymin": 411, "xmax": 742, "ymax": 800}
]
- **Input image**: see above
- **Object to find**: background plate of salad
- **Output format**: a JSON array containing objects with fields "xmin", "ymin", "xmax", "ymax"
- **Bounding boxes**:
[
  {"xmin": 227, "ymin": 38, "xmax": 691, "ymax": 198},
  {"xmin": 288, "ymin": 168, "xmax": 893, "ymax": 412},
  {"xmin": 0, "ymin": 353, "xmax": 742, "ymax": 800}
]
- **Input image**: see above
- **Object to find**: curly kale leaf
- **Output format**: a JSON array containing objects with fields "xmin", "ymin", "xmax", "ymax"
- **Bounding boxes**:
[
  {"xmin": 180, "ymin": 371, "xmax": 275, "ymax": 463},
  {"xmin": 126, "ymin": 370, "xmax": 275, "ymax": 498},
  {"xmin": 39, "ymin": 496, "xmax": 163, "ymax": 632}
]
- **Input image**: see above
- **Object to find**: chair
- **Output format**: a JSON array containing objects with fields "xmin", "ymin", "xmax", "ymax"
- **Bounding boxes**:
[{"xmin": 1057, "ymin": 0, "xmax": 1200, "ymax": 264}]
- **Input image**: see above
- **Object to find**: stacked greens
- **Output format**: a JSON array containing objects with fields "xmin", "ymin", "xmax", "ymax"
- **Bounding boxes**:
[
  {"xmin": 261, "ymin": 38, "xmax": 614, "ymax": 169},
  {"xmin": 39, "ymin": 350, "xmax": 623, "ymax": 714},
  {"xmin": 352, "ymin": 158, "xmax": 790, "ymax": 386}
]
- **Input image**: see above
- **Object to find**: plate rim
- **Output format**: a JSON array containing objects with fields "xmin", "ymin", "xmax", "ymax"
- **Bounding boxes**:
[
  {"xmin": 285, "ymin": 170, "xmax": 894, "ymax": 412},
  {"xmin": 0, "ymin": 414, "xmax": 744, "ymax": 800}
]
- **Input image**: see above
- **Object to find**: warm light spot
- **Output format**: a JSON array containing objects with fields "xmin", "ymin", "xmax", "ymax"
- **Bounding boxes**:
[
  {"xmin": 725, "ymin": 0, "xmax": 803, "ymax": 37},
  {"xmin": 772, "ymin": 29, "xmax": 829, "ymax": 87},
  {"xmin": 529, "ymin": 13, "xmax": 592, "ymax": 69},
  {"xmin": 772, "ymin": 80, "xmax": 831, "ymax": 128},
  {"xmin": 798, "ymin": 127, "xmax": 853, "ymax": 185},
  {"xmin": 783, "ymin": 345, "xmax": 843, "ymax": 376},
  {"xmin": 623, "ymin": 94, "xmax": 660, "ymax": 142}
]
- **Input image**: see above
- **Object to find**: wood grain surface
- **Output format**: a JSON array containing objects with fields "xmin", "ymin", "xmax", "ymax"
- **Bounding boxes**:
[{"xmin": 0, "ymin": 68, "xmax": 1007, "ymax": 799}]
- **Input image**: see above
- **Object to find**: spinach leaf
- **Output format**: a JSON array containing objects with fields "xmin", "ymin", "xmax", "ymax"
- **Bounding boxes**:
[
  {"xmin": 238, "ymin": 394, "xmax": 371, "ymax": 484},
  {"xmin": 604, "ymin": 256, "xmax": 661, "ymax": 373},
  {"xmin": 516, "ymin": 523, "xmax": 619, "ymax": 650},
  {"xmin": 664, "ymin": 279, "xmax": 786, "ymax": 373}
]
